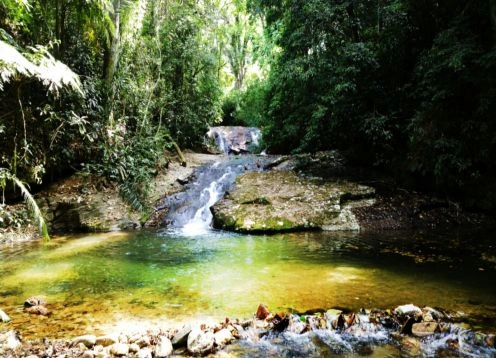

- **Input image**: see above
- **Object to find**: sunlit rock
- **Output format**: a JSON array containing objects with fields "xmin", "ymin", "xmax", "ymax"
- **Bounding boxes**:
[
  {"xmin": 394, "ymin": 304, "xmax": 422, "ymax": 316},
  {"xmin": 255, "ymin": 304, "xmax": 270, "ymax": 320},
  {"xmin": 110, "ymin": 342, "xmax": 129, "ymax": 356},
  {"xmin": 137, "ymin": 347, "xmax": 153, "ymax": 358},
  {"xmin": 214, "ymin": 328, "xmax": 234, "ymax": 348},
  {"xmin": 0, "ymin": 309, "xmax": 11, "ymax": 322},
  {"xmin": 412, "ymin": 322, "xmax": 440, "ymax": 337},
  {"xmin": 154, "ymin": 336, "xmax": 173, "ymax": 357},
  {"xmin": 0, "ymin": 330, "xmax": 22, "ymax": 351},
  {"xmin": 187, "ymin": 327, "xmax": 215, "ymax": 355},
  {"xmin": 171, "ymin": 324, "xmax": 192, "ymax": 347},
  {"xmin": 212, "ymin": 171, "xmax": 375, "ymax": 233}
]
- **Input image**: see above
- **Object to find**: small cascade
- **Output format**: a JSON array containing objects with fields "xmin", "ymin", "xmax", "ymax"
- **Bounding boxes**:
[
  {"xmin": 206, "ymin": 126, "xmax": 262, "ymax": 154},
  {"xmin": 162, "ymin": 156, "xmax": 270, "ymax": 235}
]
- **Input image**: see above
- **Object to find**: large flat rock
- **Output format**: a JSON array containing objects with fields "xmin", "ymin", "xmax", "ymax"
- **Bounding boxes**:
[{"xmin": 211, "ymin": 171, "xmax": 375, "ymax": 233}]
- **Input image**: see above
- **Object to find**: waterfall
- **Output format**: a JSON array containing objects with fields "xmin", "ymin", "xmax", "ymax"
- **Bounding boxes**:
[
  {"xmin": 180, "ymin": 167, "xmax": 233, "ymax": 235},
  {"xmin": 163, "ymin": 156, "xmax": 270, "ymax": 235},
  {"xmin": 206, "ymin": 126, "xmax": 262, "ymax": 154}
]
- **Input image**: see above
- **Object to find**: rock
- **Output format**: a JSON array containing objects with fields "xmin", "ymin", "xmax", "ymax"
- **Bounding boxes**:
[
  {"xmin": 287, "ymin": 314, "xmax": 306, "ymax": 334},
  {"xmin": 214, "ymin": 328, "xmax": 234, "ymax": 347},
  {"xmin": 0, "ymin": 309, "xmax": 11, "ymax": 322},
  {"xmin": 82, "ymin": 350, "xmax": 95, "ymax": 358},
  {"xmin": 187, "ymin": 327, "xmax": 215, "ymax": 355},
  {"xmin": 110, "ymin": 342, "xmax": 129, "ymax": 356},
  {"xmin": 412, "ymin": 322, "xmax": 440, "ymax": 337},
  {"xmin": 212, "ymin": 171, "xmax": 375, "ymax": 233},
  {"xmin": 72, "ymin": 335, "xmax": 97, "ymax": 348},
  {"xmin": 256, "ymin": 304, "xmax": 270, "ymax": 320},
  {"xmin": 171, "ymin": 324, "xmax": 191, "ymax": 347},
  {"xmin": 422, "ymin": 306, "xmax": 444, "ymax": 321},
  {"xmin": 154, "ymin": 336, "xmax": 173, "ymax": 357},
  {"xmin": 394, "ymin": 304, "xmax": 422, "ymax": 316},
  {"xmin": 118, "ymin": 333, "xmax": 128, "ymax": 343},
  {"xmin": 137, "ymin": 347, "xmax": 153, "ymax": 358},
  {"xmin": 129, "ymin": 343, "xmax": 140, "ymax": 353},
  {"xmin": 24, "ymin": 305, "xmax": 50, "ymax": 316},
  {"xmin": 400, "ymin": 336, "xmax": 421, "ymax": 356},
  {"xmin": 95, "ymin": 335, "xmax": 117, "ymax": 347},
  {"xmin": 24, "ymin": 296, "xmax": 46, "ymax": 307},
  {"xmin": 0, "ymin": 330, "xmax": 22, "ymax": 351}
]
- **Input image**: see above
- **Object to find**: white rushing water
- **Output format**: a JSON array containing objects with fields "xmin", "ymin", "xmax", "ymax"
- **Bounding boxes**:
[
  {"xmin": 163, "ymin": 156, "xmax": 271, "ymax": 236},
  {"xmin": 180, "ymin": 168, "xmax": 233, "ymax": 235}
]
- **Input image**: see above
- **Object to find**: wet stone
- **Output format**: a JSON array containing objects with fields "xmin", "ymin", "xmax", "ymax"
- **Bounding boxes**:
[{"xmin": 412, "ymin": 322, "xmax": 440, "ymax": 337}]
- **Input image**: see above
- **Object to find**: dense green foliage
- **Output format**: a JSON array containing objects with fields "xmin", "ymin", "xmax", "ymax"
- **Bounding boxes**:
[
  {"xmin": 2, "ymin": 0, "xmax": 495, "ymax": 219},
  {"xmin": 0, "ymin": 0, "xmax": 226, "ymax": 213},
  {"xmin": 250, "ymin": 0, "xmax": 496, "ymax": 211}
]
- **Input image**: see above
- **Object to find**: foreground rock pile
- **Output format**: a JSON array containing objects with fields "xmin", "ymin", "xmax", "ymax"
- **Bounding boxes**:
[{"xmin": 1, "ymin": 303, "xmax": 495, "ymax": 357}]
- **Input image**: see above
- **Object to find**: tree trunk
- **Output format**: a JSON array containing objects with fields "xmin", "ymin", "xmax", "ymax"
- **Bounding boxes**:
[{"xmin": 104, "ymin": 0, "xmax": 121, "ymax": 86}]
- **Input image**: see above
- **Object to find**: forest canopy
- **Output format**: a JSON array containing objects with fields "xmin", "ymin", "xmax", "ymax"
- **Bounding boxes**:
[{"xmin": 1, "ymin": 0, "xmax": 495, "ymax": 212}]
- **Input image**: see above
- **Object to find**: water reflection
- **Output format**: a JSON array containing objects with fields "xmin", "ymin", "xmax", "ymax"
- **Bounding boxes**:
[{"xmin": 0, "ymin": 228, "xmax": 495, "ymax": 339}]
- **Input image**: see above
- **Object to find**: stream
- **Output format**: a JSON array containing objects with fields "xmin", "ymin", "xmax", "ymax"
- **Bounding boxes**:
[{"xmin": 1, "ymin": 155, "xmax": 496, "ymax": 356}]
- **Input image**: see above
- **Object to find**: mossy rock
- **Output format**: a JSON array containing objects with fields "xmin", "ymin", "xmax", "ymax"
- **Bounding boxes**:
[{"xmin": 212, "ymin": 171, "xmax": 375, "ymax": 233}]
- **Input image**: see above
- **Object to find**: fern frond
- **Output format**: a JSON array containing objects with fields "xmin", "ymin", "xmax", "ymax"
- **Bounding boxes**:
[{"xmin": 0, "ymin": 169, "xmax": 50, "ymax": 241}]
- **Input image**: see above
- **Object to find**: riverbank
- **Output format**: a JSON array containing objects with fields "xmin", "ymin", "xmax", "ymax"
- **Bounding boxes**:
[
  {"xmin": 2, "ymin": 303, "xmax": 495, "ymax": 357},
  {"xmin": 0, "ymin": 151, "xmax": 218, "ymax": 242}
]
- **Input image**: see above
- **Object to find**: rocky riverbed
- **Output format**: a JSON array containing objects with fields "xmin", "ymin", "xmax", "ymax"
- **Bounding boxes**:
[{"xmin": 1, "ymin": 302, "xmax": 495, "ymax": 357}]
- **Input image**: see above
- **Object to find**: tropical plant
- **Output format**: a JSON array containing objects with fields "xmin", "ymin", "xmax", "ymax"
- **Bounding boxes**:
[{"xmin": 0, "ymin": 168, "xmax": 49, "ymax": 240}]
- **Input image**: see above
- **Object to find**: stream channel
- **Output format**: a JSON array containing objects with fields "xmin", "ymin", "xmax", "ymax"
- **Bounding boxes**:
[{"xmin": 1, "ymin": 155, "xmax": 496, "ymax": 356}]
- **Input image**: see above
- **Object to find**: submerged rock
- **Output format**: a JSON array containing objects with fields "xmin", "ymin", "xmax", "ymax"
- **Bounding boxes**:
[{"xmin": 212, "ymin": 171, "xmax": 375, "ymax": 232}]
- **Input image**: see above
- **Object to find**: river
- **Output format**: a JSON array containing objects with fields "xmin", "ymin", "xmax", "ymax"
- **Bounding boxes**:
[{"xmin": 1, "ymin": 156, "xmax": 495, "ymax": 356}]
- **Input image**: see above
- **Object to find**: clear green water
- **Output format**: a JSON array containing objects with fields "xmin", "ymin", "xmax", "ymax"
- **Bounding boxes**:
[{"xmin": 0, "ymin": 229, "xmax": 495, "ymax": 339}]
